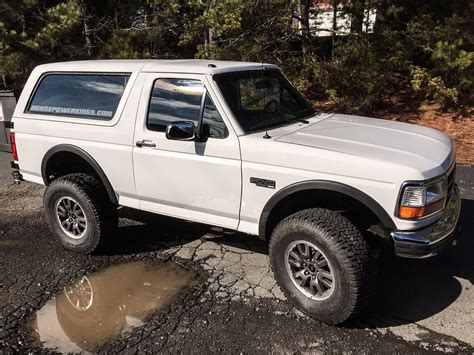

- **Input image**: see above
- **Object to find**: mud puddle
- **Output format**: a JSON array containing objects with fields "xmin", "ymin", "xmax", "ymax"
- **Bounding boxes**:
[{"xmin": 31, "ymin": 260, "xmax": 205, "ymax": 353}]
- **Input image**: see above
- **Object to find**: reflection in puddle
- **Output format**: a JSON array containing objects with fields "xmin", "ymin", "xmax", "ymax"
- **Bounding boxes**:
[{"xmin": 31, "ymin": 261, "xmax": 204, "ymax": 353}]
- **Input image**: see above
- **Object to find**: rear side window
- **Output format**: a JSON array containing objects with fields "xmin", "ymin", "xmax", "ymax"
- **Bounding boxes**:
[{"xmin": 27, "ymin": 73, "xmax": 130, "ymax": 120}]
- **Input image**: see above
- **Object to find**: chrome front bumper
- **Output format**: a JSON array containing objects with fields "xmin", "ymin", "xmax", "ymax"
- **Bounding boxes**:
[{"xmin": 391, "ymin": 184, "xmax": 462, "ymax": 258}]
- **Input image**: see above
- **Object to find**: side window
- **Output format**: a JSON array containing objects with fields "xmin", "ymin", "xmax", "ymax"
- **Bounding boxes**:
[
  {"xmin": 147, "ymin": 78, "xmax": 228, "ymax": 138},
  {"xmin": 27, "ymin": 74, "xmax": 130, "ymax": 120},
  {"xmin": 203, "ymin": 95, "xmax": 228, "ymax": 138}
]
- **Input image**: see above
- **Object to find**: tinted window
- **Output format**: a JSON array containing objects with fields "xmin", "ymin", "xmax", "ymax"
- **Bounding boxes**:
[
  {"xmin": 28, "ymin": 74, "xmax": 130, "ymax": 120},
  {"xmin": 202, "ymin": 95, "xmax": 228, "ymax": 138},
  {"xmin": 147, "ymin": 78, "xmax": 227, "ymax": 138}
]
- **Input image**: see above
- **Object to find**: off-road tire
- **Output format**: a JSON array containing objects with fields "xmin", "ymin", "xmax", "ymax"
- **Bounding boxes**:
[
  {"xmin": 269, "ymin": 208, "xmax": 373, "ymax": 325},
  {"xmin": 44, "ymin": 173, "xmax": 118, "ymax": 254}
]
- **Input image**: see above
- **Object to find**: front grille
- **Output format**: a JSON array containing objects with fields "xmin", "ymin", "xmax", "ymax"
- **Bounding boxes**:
[{"xmin": 446, "ymin": 164, "xmax": 456, "ymax": 199}]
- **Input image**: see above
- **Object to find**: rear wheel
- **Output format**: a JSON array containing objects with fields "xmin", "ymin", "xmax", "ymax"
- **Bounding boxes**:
[
  {"xmin": 44, "ymin": 174, "xmax": 117, "ymax": 254},
  {"xmin": 269, "ymin": 208, "xmax": 373, "ymax": 325}
]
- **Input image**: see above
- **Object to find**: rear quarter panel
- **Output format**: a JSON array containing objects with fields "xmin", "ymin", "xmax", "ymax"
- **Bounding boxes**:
[{"xmin": 12, "ymin": 68, "xmax": 145, "ymax": 202}]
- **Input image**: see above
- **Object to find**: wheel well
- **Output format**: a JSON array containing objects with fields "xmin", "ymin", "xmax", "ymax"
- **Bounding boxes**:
[
  {"xmin": 44, "ymin": 151, "xmax": 96, "ymax": 183},
  {"xmin": 262, "ymin": 189, "xmax": 390, "ymax": 242},
  {"xmin": 42, "ymin": 147, "xmax": 118, "ymax": 205}
]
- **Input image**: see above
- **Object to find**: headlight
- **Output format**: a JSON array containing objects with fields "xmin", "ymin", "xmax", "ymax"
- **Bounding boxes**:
[{"xmin": 398, "ymin": 178, "xmax": 446, "ymax": 219}]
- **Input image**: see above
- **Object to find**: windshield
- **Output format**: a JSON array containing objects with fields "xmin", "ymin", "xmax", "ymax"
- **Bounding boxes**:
[{"xmin": 213, "ymin": 69, "xmax": 316, "ymax": 133}]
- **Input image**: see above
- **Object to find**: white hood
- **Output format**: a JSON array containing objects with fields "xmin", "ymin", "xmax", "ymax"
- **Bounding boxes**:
[{"xmin": 273, "ymin": 114, "xmax": 454, "ymax": 178}]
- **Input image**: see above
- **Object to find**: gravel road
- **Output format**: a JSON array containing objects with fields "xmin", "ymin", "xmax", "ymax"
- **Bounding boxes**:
[{"xmin": 0, "ymin": 151, "xmax": 472, "ymax": 353}]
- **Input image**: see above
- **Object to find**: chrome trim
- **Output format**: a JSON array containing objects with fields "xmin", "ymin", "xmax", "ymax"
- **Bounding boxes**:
[
  {"xmin": 165, "ymin": 121, "xmax": 196, "ymax": 141},
  {"xmin": 391, "ymin": 184, "xmax": 461, "ymax": 247},
  {"xmin": 135, "ymin": 139, "xmax": 156, "ymax": 148}
]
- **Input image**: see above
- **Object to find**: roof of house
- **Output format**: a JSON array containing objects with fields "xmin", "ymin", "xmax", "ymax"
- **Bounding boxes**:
[{"xmin": 33, "ymin": 59, "xmax": 278, "ymax": 75}]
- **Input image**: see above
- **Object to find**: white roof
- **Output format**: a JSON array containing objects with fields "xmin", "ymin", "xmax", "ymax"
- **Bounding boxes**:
[{"xmin": 33, "ymin": 59, "xmax": 278, "ymax": 75}]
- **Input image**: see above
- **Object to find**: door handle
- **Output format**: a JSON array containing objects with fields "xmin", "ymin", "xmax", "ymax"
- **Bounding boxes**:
[{"xmin": 136, "ymin": 140, "xmax": 156, "ymax": 148}]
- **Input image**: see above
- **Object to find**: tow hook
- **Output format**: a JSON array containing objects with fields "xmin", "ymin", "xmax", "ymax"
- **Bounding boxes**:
[{"xmin": 11, "ymin": 170, "xmax": 23, "ymax": 184}]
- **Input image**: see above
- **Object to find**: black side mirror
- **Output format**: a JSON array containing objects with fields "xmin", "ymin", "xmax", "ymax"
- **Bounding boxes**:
[{"xmin": 166, "ymin": 121, "xmax": 196, "ymax": 141}]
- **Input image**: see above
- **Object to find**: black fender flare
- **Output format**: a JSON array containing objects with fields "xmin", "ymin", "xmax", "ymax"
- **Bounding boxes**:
[
  {"xmin": 258, "ymin": 180, "xmax": 396, "ymax": 239},
  {"xmin": 41, "ymin": 144, "xmax": 118, "ymax": 205}
]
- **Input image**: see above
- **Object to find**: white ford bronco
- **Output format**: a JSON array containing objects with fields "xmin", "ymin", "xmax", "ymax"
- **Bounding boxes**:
[{"xmin": 10, "ymin": 60, "xmax": 461, "ymax": 324}]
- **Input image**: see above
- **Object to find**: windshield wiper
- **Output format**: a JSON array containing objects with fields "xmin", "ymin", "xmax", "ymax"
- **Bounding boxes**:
[
  {"xmin": 297, "ymin": 107, "xmax": 317, "ymax": 119},
  {"xmin": 250, "ymin": 113, "xmax": 311, "ymax": 132},
  {"xmin": 296, "ymin": 118, "xmax": 310, "ymax": 123},
  {"xmin": 284, "ymin": 117, "xmax": 309, "ymax": 124}
]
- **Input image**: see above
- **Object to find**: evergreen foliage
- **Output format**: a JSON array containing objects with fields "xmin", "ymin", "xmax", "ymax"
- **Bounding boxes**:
[{"xmin": 0, "ymin": 0, "xmax": 472, "ymax": 113}]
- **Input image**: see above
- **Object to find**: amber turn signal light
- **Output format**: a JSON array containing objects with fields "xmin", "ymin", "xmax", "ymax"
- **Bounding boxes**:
[{"xmin": 399, "ymin": 199, "xmax": 444, "ymax": 219}]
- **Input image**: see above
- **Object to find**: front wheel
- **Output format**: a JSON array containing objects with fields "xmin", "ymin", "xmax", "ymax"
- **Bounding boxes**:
[{"xmin": 269, "ymin": 208, "xmax": 373, "ymax": 325}]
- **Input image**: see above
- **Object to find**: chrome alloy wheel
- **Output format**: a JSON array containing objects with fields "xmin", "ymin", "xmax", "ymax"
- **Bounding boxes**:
[
  {"xmin": 285, "ymin": 241, "xmax": 335, "ymax": 300},
  {"xmin": 55, "ymin": 197, "xmax": 88, "ymax": 239}
]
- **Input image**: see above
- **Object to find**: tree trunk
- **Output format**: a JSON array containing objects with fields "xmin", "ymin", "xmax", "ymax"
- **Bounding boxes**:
[
  {"xmin": 114, "ymin": 2, "xmax": 119, "ymax": 29},
  {"xmin": 373, "ymin": 0, "xmax": 388, "ymax": 35},
  {"xmin": 299, "ymin": 0, "xmax": 311, "ymax": 65},
  {"xmin": 365, "ymin": 0, "xmax": 371, "ymax": 33},
  {"xmin": 203, "ymin": 27, "xmax": 214, "ymax": 57},
  {"xmin": 81, "ymin": 1, "xmax": 93, "ymax": 58},
  {"xmin": 350, "ymin": 0, "xmax": 365, "ymax": 34},
  {"xmin": 209, "ymin": 27, "xmax": 214, "ymax": 46},
  {"xmin": 299, "ymin": 0, "xmax": 311, "ymax": 39},
  {"xmin": 332, "ymin": 0, "xmax": 339, "ymax": 58},
  {"xmin": 83, "ymin": 17, "xmax": 92, "ymax": 58},
  {"xmin": 143, "ymin": 3, "xmax": 148, "ymax": 28}
]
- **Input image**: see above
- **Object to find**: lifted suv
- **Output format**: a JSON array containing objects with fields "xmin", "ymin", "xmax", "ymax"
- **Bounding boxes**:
[{"xmin": 10, "ymin": 60, "xmax": 461, "ymax": 324}]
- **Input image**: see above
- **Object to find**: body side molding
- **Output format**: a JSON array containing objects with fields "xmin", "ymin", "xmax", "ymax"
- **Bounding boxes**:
[
  {"xmin": 258, "ymin": 180, "xmax": 396, "ymax": 239},
  {"xmin": 41, "ymin": 144, "xmax": 118, "ymax": 204}
]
